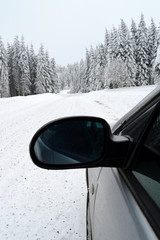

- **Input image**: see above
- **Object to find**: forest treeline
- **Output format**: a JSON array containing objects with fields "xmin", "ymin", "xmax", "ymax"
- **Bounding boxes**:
[
  {"xmin": 0, "ymin": 36, "xmax": 59, "ymax": 97},
  {"xmin": 0, "ymin": 14, "xmax": 160, "ymax": 97},
  {"xmin": 61, "ymin": 14, "xmax": 160, "ymax": 93}
]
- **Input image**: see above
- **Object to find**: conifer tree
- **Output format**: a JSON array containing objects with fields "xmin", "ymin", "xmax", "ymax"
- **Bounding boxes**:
[
  {"xmin": 79, "ymin": 59, "xmax": 85, "ymax": 91},
  {"xmin": 19, "ymin": 36, "xmax": 31, "ymax": 95},
  {"xmin": 50, "ymin": 58, "xmax": 59, "ymax": 93},
  {"xmin": 7, "ymin": 43, "xmax": 15, "ymax": 96},
  {"xmin": 109, "ymin": 27, "xmax": 119, "ymax": 61},
  {"xmin": 0, "ymin": 37, "xmax": 10, "ymax": 97},
  {"xmin": 82, "ymin": 49, "xmax": 91, "ymax": 92},
  {"xmin": 131, "ymin": 20, "xmax": 138, "ymax": 60},
  {"xmin": 147, "ymin": 18, "xmax": 159, "ymax": 84},
  {"xmin": 104, "ymin": 28, "xmax": 110, "ymax": 65},
  {"xmin": 94, "ymin": 44, "xmax": 106, "ymax": 89},
  {"xmin": 34, "ymin": 44, "xmax": 46, "ymax": 94},
  {"xmin": 35, "ymin": 46, "xmax": 58, "ymax": 94},
  {"xmin": 130, "ymin": 19, "xmax": 139, "ymax": 85},
  {"xmin": 12, "ymin": 36, "xmax": 21, "ymax": 95},
  {"xmin": 28, "ymin": 44, "xmax": 37, "ymax": 94},
  {"xmin": 88, "ymin": 46, "xmax": 96, "ymax": 91},
  {"xmin": 43, "ymin": 52, "xmax": 59, "ymax": 93},
  {"xmin": 118, "ymin": 19, "xmax": 136, "ymax": 86},
  {"xmin": 43, "ymin": 51, "xmax": 53, "ymax": 93},
  {"xmin": 136, "ymin": 14, "xmax": 148, "ymax": 85}
]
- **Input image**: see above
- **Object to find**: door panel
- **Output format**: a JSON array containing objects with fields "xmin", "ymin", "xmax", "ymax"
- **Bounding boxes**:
[{"xmin": 92, "ymin": 168, "xmax": 157, "ymax": 240}]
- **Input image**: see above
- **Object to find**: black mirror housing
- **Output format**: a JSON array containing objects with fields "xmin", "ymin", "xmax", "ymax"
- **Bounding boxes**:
[{"xmin": 29, "ymin": 116, "xmax": 131, "ymax": 170}]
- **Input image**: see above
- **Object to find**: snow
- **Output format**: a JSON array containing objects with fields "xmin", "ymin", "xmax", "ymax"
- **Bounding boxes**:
[{"xmin": 0, "ymin": 85, "xmax": 156, "ymax": 240}]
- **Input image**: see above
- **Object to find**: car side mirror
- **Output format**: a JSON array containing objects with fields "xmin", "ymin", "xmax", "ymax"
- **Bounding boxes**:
[{"xmin": 29, "ymin": 116, "xmax": 131, "ymax": 169}]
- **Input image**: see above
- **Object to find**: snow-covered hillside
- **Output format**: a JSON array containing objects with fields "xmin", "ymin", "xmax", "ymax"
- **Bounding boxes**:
[{"xmin": 0, "ymin": 85, "xmax": 156, "ymax": 240}]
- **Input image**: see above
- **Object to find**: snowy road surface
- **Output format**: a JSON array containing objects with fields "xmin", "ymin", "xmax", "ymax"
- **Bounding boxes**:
[{"xmin": 0, "ymin": 86, "xmax": 156, "ymax": 240}]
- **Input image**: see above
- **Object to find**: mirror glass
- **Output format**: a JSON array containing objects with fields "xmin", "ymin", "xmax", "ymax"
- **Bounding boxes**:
[{"xmin": 33, "ymin": 119, "xmax": 105, "ymax": 165}]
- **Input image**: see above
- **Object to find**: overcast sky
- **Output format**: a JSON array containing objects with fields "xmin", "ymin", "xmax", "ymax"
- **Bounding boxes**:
[{"xmin": 1, "ymin": 0, "xmax": 160, "ymax": 66}]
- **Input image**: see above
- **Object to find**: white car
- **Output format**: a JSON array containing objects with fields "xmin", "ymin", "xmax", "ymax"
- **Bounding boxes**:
[{"xmin": 30, "ymin": 86, "xmax": 160, "ymax": 239}]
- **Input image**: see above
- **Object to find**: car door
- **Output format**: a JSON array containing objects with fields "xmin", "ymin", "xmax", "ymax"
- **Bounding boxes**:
[
  {"xmin": 90, "ymin": 167, "xmax": 158, "ymax": 240},
  {"xmin": 88, "ymin": 102, "xmax": 160, "ymax": 239},
  {"xmin": 121, "ymin": 103, "xmax": 160, "ymax": 238}
]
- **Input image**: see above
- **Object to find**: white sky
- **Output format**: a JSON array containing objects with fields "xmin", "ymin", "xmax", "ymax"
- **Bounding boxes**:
[{"xmin": 1, "ymin": 0, "xmax": 160, "ymax": 66}]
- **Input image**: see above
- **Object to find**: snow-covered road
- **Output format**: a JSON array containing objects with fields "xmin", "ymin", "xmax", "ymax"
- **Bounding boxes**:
[{"xmin": 0, "ymin": 86, "xmax": 156, "ymax": 240}]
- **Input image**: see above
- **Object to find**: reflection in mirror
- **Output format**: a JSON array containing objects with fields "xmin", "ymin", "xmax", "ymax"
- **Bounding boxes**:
[{"xmin": 34, "ymin": 120, "xmax": 105, "ymax": 165}]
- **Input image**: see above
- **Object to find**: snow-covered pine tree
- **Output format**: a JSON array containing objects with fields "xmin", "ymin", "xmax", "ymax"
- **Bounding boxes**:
[
  {"xmin": 79, "ymin": 59, "xmax": 85, "ymax": 91},
  {"xmin": 19, "ymin": 36, "xmax": 31, "ymax": 95},
  {"xmin": 28, "ymin": 44, "xmax": 37, "ymax": 94},
  {"xmin": 50, "ymin": 58, "xmax": 59, "ymax": 93},
  {"xmin": 136, "ymin": 14, "xmax": 149, "ymax": 85},
  {"xmin": 118, "ymin": 19, "xmax": 136, "ymax": 86},
  {"xmin": 147, "ymin": 18, "xmax": 159, "ymax": 84},
  {"xmin": 94, "ymin": 44, "xmax": 106, "ymax": 90},
  {"xmin": 7, "ymin": 43, "xmax": 15, "ymax": 96},
  {"xmin": 0, "ymin": 37, "xmax": 10, "ymax": 97},
  {"xmin": 131, "ymin": 19, "xmax": 138, "ymax": 49},
  {"xmin": 43, "ymin": 50, "xmax": 54, "ymax": 93},
  {"xmin": 104, "ymin": 28, "xmax": 110, "ymax": 65},
  {"xmin": 118, "ymin": 19, "xmax": 130, "ymax": 62},
  {"xmin": 34, "ymin": 44, "xmax": 47, "ymax": 94},
  {"xmin": 88, "ymin": 46, "xmax": 97, "ymax": 91},
  {"xmin": 35, "ymin": 46, "xmax": 58, "ymax": 94},
  {"xmin": 108, "ymin": 27, "xmax": 119, "ymax": 62},
  {"xmin": 82, "ymin": 49, "xmax": 91, "ymax": 93},
  {"xmin": 12, "ymin": 36, "xmax": 21, "ymax": 95},
  {"xmin": 130, "ymin": 19, "xmax": 140, "ymax": 85}
]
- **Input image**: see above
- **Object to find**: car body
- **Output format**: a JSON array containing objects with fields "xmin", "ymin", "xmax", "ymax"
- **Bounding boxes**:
[
  {"xmin": 30, "ymin": 86, "xmax": 160, "ymax": 239},
  {"xmin": 86, "ymin": 86, "xmax": 160, "ymax": 240}
]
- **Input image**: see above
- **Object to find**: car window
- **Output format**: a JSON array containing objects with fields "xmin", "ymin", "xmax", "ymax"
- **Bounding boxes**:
[{"xmin": 133, "ymin": 111, "xmax": 160, "ymax": 208}]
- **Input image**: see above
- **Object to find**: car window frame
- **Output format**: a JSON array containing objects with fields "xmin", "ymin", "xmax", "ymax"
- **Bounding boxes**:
[{"xmin": 117, "ymin": 101, "xmax": 160, "ymax": 238}]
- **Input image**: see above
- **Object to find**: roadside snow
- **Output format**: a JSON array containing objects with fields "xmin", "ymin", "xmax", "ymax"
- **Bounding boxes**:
[{"xmin": 0, "ymin": 85, "xmax": 156, "ymax": 240}]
